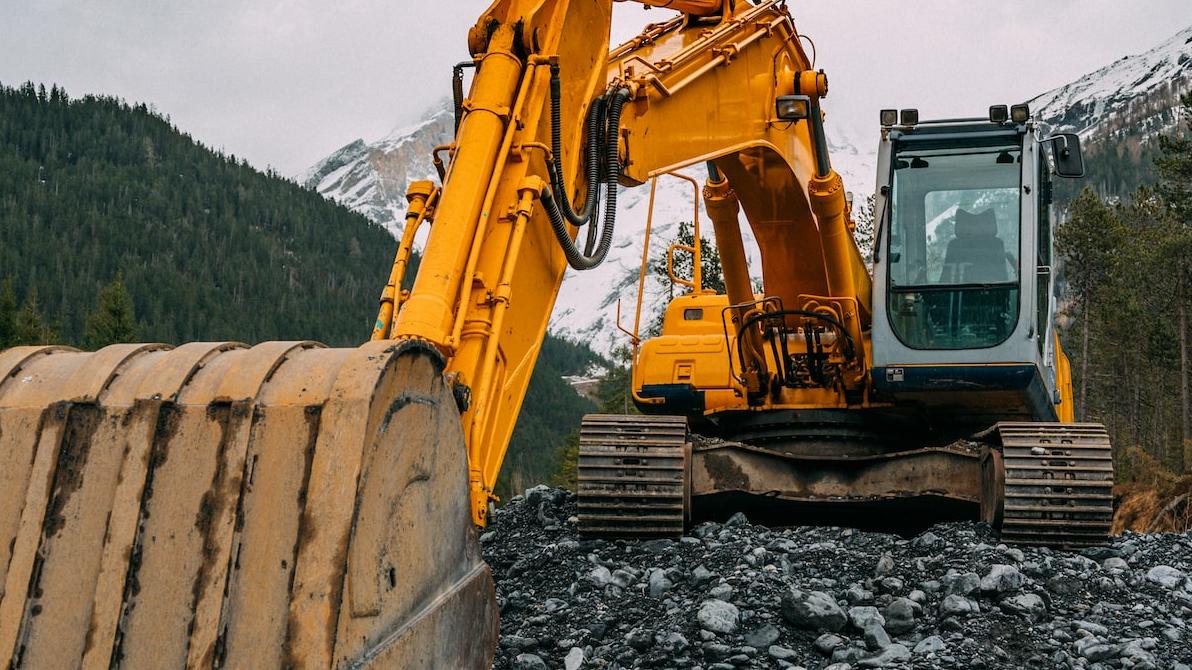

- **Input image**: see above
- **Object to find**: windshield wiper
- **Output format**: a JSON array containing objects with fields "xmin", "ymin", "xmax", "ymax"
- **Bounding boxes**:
[{"xmin": 889, "ymin": 281, "xmax": 1018, "ymax": 293}]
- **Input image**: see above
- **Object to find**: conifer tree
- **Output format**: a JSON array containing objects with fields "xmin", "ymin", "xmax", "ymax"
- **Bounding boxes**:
[
  {"xmin": 13, "ymin": 289, "xmax": 58, "ymax": 345},
  {"xmin": 1155, "ymin": 92, "xmax": 1192, "ymax": 221},
  {"xmin": 1153, "ymin": 90, "xmax": 1192, "ymax": 464},
  {"xmin": 0, "ymin": 278, "xmax": 17, "ymax": 348},
  {"xmin": 1056, "ymin": 188, "xmax": 1124, "ymax": 419},
  {"xmin": 83, "ymin": 275, "xmax": 139, "ymax": 350}
]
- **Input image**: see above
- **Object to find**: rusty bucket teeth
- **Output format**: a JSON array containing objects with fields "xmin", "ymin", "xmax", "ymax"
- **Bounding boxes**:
[
  {"xmin": 577, "ymin": 414, "xmax": 690, "ymax": 538},
  {"xmin": 995, "ymin": 422, "xmax": 1115, "ymax": 549},
  {"xmin": 0, "ymin": 341, "xmax": 497, "ymax": 670}
]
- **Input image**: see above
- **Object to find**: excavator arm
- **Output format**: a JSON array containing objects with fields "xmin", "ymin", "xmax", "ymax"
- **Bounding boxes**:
[{"xmin": 384, "ymin": 0, "xmax": 871, "ymax": 529}]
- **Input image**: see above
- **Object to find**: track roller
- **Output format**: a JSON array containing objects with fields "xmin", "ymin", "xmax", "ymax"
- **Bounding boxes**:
[
  {"xmin": 577, "ymin": 414, "xmax": 690, "ymax": 538},
  {"xmin": 994, "ymin": 422, "xmax": 1115, "ymax": 549}
]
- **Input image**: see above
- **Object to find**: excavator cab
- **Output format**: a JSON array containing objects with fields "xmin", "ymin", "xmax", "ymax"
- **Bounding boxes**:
[{"xmin": 871, "ymin": 105, "xmax": 1077, "ymax": 430}]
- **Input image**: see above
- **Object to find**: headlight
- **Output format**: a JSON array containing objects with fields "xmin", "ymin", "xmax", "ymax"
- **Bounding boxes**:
[{"xmin": 775, "ymin": 95, "xmax": 811, "ymax": 121}]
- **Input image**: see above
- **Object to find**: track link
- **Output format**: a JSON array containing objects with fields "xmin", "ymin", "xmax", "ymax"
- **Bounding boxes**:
[
  {"xmin": 577, "ymin": 414, "xmax": 689, "ymax": 538},
  {"xmin": 996, "ymin": 422, "xmax": 1114, "ymax": 549}
]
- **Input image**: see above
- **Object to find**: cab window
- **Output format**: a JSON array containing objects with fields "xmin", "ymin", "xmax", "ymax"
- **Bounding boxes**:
[{"xmin": 886, "ymin": 144, "xmax": 1021, "ymax": 349}]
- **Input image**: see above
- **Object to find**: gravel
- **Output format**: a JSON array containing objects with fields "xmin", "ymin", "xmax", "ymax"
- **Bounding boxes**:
[{"xmin": 485, "ymin": 485, "xmax": 1192, "ymax": 669}]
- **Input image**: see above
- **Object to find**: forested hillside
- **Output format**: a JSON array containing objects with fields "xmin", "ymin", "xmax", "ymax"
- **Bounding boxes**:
[
  {"xmin": 0, "ymin": 81, "xmax": 397, "ymax": 345},
  {"xmin": 0, "ymin": 81, "xmax": 597, "ymax": 495},
  {"xmin": 1056, "ymin": 91, "xmax": 1192, "ymax": 494}
]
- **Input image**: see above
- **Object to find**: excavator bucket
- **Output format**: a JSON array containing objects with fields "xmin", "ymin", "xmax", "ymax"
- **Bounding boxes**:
[{"xmin": 0, "ymin": 340, "xmax": 497, "ymax": 669}]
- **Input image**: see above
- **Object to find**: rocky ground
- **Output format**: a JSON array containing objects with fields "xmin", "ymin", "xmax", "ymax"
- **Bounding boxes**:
[{"xmin": 483, "ymin": 486, "xmax": 1192, "ymax": 670}]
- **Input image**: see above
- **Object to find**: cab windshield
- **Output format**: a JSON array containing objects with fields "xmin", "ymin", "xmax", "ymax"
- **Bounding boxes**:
[{"xmin": 886, "ymin": 142, "xmax": 1021, "ymax": 349}]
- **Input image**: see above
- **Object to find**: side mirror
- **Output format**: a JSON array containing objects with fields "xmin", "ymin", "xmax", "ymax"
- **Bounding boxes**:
[{"xmin": 1048, "ymin": 133, "xmax": 1085, "ymax": 179}]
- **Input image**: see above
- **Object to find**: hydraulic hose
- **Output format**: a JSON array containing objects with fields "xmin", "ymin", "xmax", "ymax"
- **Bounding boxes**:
[
  {"xmin": 547, "ymin": 65, "xmax": 603, "ymax": 229},
  {"xmin": 541, "ymin": 65, "xmax": 631, "ymax": 270}
]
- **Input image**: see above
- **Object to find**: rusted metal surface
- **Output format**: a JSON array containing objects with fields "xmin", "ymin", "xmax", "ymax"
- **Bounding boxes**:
[
  {"xmin": 692, "ymin": 440, "xmax": 983, "ymax": 502},
  {"xmin": 0, "ymin": 341, "xmax": 497, "ymax": 669},
  {"xmin": 994, "ymin": 422, "xmax": 1114, "ymax": 549},
  {"xmin": 577, "ymin": 415, "xmax": 690, "ymax": 538}
]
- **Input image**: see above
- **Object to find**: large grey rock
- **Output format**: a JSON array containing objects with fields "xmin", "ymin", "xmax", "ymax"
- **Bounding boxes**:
[
  {"xmin": 874, "ymin": 553, "xmax": 896, "ymax": 576},
  {"xmin": 1074, "ymin": 620, "xmax": 1108, "ymax": 636},
  {"xmin": 981, "ymin": 564, "xmax": 1025, "ymax": 594},
  {"xmin": 708, "ymin": 583, "xmax": 734, "ymax": 601},
  {"xmin": 655, "ymin": 631, "xmax": 689, "ymax": 653},
  {"xmin": 1146, "ymin": 565, "xmax": 1186, "ymax": 589},
  {"xmin": 768, "ymin": 645, "xmax": 798, "ymax": 660},
  {"xmin": 587, "ymin": 565, "xmax": 613, "ymax": 587},
  {"xmin": 564, "ymin": 647, "xmax": 585, "ymax": 670},
  {"xmin": 691, "ymin": 564, "xmax": 716, "ymax": 586},
  {"xmin": 858, "ymin": 643, "xmax": 911, "ymax": 667},
  {"xmin": 1102, "ymin": 556, "xmax": 1129, "ymax": 571},
  {"xmin": 1078, "ymin": 642, "xmax": 1119, "ymax": 662},
  {"xmin": 863, "ymin": 623, "xmax": 892, "ymax": 651},
  {"xmin": 847, "ymin": 606, "xmax": 885, "ymax": 631},
  {"xmin": 814, "ymin": 633, "xmax": 845, "ymax": 656},
  {"xmin": 913, "ymin": 635, "xmax": 946, "ymax": 655},
  {"xmin": 845, "ymin": 584, "xmax": 874, "ymax": 605},
  {"xmin": 781, "ymin": 588, "xmax": 846, "ymax": 632},
  {"xmin": 513, "ymin": 653, "xmax": 549, "ymax": 670},
  {"xmin": 743, "ymin": 624, "xmax": 780, "ymax": 648},
  {"xmin": 1002, "ymin": 592, "xmax": 1047, "ymax": 620},
  {"xmin": 940, "ymin": 595, "xmax": 979, "ymax": 617},
  {"xmin": 884, "ymin": 598, "xmax": 917, "ymax": 634},
  {"xmin": 647, "ymin": 568, "xmax": 674, "ymax": 597},
  {"xmin": 944, "ymin": 571, "xmax": 981, "ymax": 596},
  {"xmin": 697, "ymin": 599, "xmax": 741, "ymax": 634},
  {"xmin": 912, "ymin": 531, "xmax": 942, "ymax": 550}
]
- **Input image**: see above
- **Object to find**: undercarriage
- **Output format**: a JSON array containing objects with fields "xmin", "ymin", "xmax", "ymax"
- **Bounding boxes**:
[{"xmin": 577, "ymin": 413, "xmax": 1114, "ymax": 548}]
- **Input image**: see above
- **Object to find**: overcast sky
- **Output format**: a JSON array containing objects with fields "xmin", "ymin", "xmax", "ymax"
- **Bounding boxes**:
[{"xmin": 2, "ymin": 1, "xmax": 1189, "ymax": 176}]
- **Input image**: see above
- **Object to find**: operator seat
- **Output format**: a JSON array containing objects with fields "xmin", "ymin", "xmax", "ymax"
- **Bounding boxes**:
[
  {"xmin": 935, "ymin": 208, "xmax": 1012, "ymax": 344},
  {"xmin": 942, "ymin": 208, "xmax": 1006, "ymax": 283}
]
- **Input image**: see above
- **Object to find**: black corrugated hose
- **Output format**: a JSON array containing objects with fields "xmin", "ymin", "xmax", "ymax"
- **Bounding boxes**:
[{"xmin": 542, "ymin": 62, "xmax": 630, "ymax": 271}]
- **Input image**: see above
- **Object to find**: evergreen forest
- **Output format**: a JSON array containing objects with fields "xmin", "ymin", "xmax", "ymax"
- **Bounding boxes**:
[
  {"xmin": 0, "ymin": 81, "xmax": 599, "ymax": 498},
  {"xmin": 1056, "ymin": 91, "xmax": 1192, "ymax": 485}
]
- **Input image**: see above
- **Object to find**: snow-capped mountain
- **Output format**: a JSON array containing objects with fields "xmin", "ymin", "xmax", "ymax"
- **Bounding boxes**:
[
  {"xmin": 305, "ymin": 24, "xmax": 1191, "ymax": 355},
  {"xmin": 304, "ymin": 98, "xmax": 874, "ymax": 354},
  {"xmin": 304, "ymin": 102, "xmax": 454, "ymax": 237},
  {"xmin": 1031, "ymin": 25, "xmax": 1191, "ymax": 140}
]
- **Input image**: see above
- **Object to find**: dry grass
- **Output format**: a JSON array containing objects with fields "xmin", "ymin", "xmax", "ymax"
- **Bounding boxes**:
[{"xmin": 1112, "ymin": 447, "xmax": 1192, "ymax": 534}]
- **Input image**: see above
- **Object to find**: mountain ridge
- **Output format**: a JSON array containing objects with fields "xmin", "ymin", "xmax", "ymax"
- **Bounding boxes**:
[{"xmin": 304, "ymin": 23, "xmax": 1192, "ymax": 353}]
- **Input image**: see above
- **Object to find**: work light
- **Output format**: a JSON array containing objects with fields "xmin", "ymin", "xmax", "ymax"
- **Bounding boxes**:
[
  {"xmin": 1010, "ymin": 104, "xmax": 1030, "ymax": 123},
  {"xmin": 775, "ymin": 95, "xmax": 811, "ymax": 121},
  {"xmin": 899, "ymin": 109, "xmax": 919, "ymax": 126},
  {"xmin": 989, "ymin": 105, "xmax": 1009, "ymax": 123}
]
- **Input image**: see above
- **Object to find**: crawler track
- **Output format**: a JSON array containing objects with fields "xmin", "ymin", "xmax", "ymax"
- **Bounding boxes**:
[
  {"xmin": 577, "ymin": 414, "xmax": 689, "ymax": 538},
  {"xmin": 996, "ymin": 422, "xmax": 1115, "ymax": 549}
]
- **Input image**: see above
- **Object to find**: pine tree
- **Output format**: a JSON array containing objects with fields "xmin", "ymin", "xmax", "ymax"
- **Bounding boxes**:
[
  {"xmin": 1155, "ymin": 91, "xmax": 1192, "ymax": 221},
  {"xmin": 13, "ymin": 289, "xmax": 58, "ymax": 345},
  {"xmin": 1152, "ymin": 90, "xmax": 1192, "ymax": 468},
  {"xmin": 83, "ymin": 275, "xmax": 139, "ymax": 350},
  {"xmin": 1055, "ymin": 188, "xmax": 1124, "ymax": 419},
  {"xmin": 0, "ymin": 278, "xmax": 18, "ymax": 348},
  {"xmin": 852, "ymin": 194, "xmax": 877, "ymax": 266}
]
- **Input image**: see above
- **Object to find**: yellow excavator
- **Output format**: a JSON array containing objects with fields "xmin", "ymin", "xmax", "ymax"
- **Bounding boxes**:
[{"xmin": 0, "ymin": 0, "xmax": 1111, "ymax": 668}]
